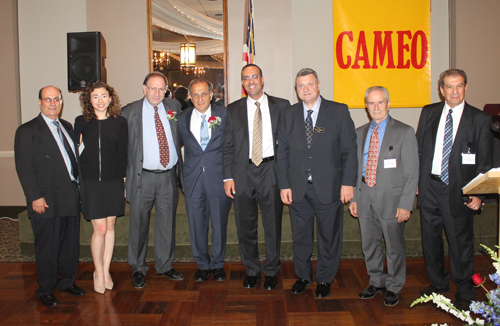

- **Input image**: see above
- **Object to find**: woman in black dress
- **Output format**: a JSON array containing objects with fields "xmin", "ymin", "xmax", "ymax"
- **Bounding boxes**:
[{"xmin": 75, "ymin": 82, "xmax": 128, "ymax": 294}]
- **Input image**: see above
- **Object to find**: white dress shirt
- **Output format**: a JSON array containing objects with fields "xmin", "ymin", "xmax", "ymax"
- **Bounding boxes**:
[
  {"xmin": 247, "ymin": 94, "xmax": 274, "ymax": 159},
  {"xmin": 431, "ymin": 100, "xmax": 465, "ymax": 175},
  {"xmin": 190, "ymin": 106, "xmax": 212, "ymax": 146}
]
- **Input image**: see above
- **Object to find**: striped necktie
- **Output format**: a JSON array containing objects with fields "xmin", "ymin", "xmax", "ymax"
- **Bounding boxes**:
[
  {"xmin": 200, "ymin": 114, "xmax": 209, "ymax": 150},
  {"xmin": 251, "ymin": 102, "xmax": 263, "ymax": 166},
  {"xmin": 441, "ymin": 109, "xmax": 453, "ymax": 185}
]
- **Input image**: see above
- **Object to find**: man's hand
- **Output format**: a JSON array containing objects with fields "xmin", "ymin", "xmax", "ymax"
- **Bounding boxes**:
[
  {"xmin": 224, "ymin": 180, "xmax": 236, "ymax": 199},
  {"xmin": 32, "ymin": 197, "xmax": 48, "ymax": 214},
  {"xmin": 281, "ymin": 189, "xmax": 293, "ymax": 205},
  {"xmin": 348, "ymin": 202, "xmax": 358, "ymax": 218},
  {"xmin": 396, "ymin": 208, "xmax": 411, "ymax": 223},
  {"xmin": 465, "ymin": 196, "xmax": 481, "ymax": 210},
  {"xmin": 340, "ymin": 185, "xmax": 354, "ymax": 204}
]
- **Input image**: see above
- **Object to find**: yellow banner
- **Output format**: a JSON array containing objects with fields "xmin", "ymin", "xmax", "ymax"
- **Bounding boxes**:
[{"xmin": 333, "ymin": 0, "xmax": 430, "ymax": 108}]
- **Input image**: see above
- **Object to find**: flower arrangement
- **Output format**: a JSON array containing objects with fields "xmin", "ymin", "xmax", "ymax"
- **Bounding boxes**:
[
  {"xmin": 411, "ymin": 244, "xmax": 500, "ymax": 326},
  {"xmin": 208, "ymin": 116, "xmax": 221, "ymax": 129},
  {"xmin": 167, "ymin": 110, "xmax": 177, "ymax": 121}
]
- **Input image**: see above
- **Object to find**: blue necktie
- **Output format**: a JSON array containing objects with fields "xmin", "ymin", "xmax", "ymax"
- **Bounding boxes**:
[
  {"xmin": 52, "ymin": 121, "xmax": 78, "ymax": 179},
  {"xmin": 200, "ymin": 114, "xmax": 209, "ymax": 150},
  {"xmin": 441, "ymin": 109, "xmax": 453, "ymax": 185}
]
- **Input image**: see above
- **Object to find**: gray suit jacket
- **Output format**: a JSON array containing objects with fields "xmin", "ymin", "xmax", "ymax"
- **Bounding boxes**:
[
  {"xmin": 352, "ymin": 117, "xmax": 419, "ymax": 217},
  {"xmin": 121, "ymin": 97, "xmax": 183, "ymax": 204},
  {"xmin": 277, "ymin": 97, "xmax": 357, "ymax": 204}
]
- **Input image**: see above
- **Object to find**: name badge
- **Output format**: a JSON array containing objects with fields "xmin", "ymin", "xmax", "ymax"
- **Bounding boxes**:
[
  {"xmin": 462, "ymin": 153, "xmax": 475, "ymax": 165},
  {"xmin": 314, "ymin": 127, "xmax": 324, "ymax": 133},
  {"xmin": 384, "ymin": 158, "xmax": 397, "ymax": 169}
]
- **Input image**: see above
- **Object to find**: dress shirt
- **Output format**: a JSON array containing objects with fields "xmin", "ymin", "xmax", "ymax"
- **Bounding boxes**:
[
  {"xmin": 247, "ymin": 94, "xmax": 274, "ymax": 159},
  {"xmin": 190, "ymin": 106, "xmax": 212, "ymax": 146},
  {"xmin": 431, "ymin": 101, "xmax": 465, "ymax": 175},
  {"xmin": 41, "ymin": 113, "xmax": 76, "ymax": 181},
  {"xmin": 142, "ymin": 99, "xmax": 178, "ymax": 170},
  {"xmin": 362, "ymin": 115, "xmax": 389, "ymax": 177},
  {"xmin": 302, "ymin": 97, "xmax": 322, "ymax": 127}
]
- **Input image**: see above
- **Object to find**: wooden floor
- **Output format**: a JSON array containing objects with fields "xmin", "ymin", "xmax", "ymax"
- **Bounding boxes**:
[{"xmin": 0, "ymin": 256, "xmax": 490, "ymax": 325}]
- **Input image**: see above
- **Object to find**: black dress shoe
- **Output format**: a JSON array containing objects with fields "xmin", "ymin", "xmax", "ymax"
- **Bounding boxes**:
[
  {"xmin": 62, "ymin": 284, "xmax": 86, "ymax": 296},
  {"xmin": 384, "ymin": 291, "xmax": 399, "ymax": 306},
  {"xmin": 159, "ymin": 268, "xmax": 184, "ymax": 281},
  {"xmin": 358, "ymin": 285, "xmax": 387, "ymax": 299},
  {"xmin": 194, "ymin": 269, "xmax": 211, "ymax": 282},
  {"xmin": 212, "ymin": 268, "xmax": 226, "ymax": 282},
  {"xmin": 40, "ymin": 293, "xmax": 60, "ymax": 307},
  {"xmin": 291, "ymin": 278, "xmax": 310, "ymax": 294},
  {"xmin": 243, "ymin": 274, "xmax": 261, "ymax": 288},
  {"xmin": 263, "ymin": 275, "xmax": 278, "ymax": 290},
  {"xmin": 454, "ymin": 298, "xmax": 471, "ymax": 311},
  {"xmin": 315, "ymin": 282, "xmax": 331, "ymax": 298},
  {"xmin": 132, "ymin": 271, "xmax": 145, "ymax": 288},
  {"xmin": 419, "ymin": 285, "xmax": 450, "ymax": 297}
]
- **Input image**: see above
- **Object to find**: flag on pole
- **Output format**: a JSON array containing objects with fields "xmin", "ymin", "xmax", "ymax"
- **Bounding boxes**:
[{"xmin": 242, "ymin": 0, "xmax": 255, "ymax": 97}]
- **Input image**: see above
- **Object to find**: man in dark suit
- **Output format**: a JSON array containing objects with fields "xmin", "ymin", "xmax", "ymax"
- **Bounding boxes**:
[
  {"xmin": 416, "ymin": 69, "xmax": 493, "ymax": 311},
  {"xmin": 121, "ymin": 72, "xmax": 183, "ymax": 288},
  {"xmin": 15, "ymin": 86, "xmax": 86, "ymax": 307},
  {"xmin": 178, "ymin": 78, "xmax": 232, "ymax": 282},
  {"xmin": 223, "ymin": 64, "xmax": 290, "ymax": 290},
  {"xmin": 277, "ymin": 68, "xmax": 357, "ymax": 298},
  {"xmin": 349, "ymin": 86, "xmax": 419, "ymax": 307}
]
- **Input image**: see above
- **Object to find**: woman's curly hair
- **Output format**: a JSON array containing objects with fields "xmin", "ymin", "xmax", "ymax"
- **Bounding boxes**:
[{"xmin": 79, "ymin": 81, "xmax": 122, "ymax": 122}]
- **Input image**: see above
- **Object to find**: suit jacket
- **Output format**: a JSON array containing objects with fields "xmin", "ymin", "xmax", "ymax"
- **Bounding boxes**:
[
  {"xmin": 352, "ymin": 117, "xmax": 419, "ymax": 217},
  {"xmin": 178, "ymin": 105, "xmax": 227, "ymax": 197},
  {"xmin": 223, "ymin": 94, "xmax": 291, "ymax": 196},
  {"xmin": 277, "ymin": 96, "xmax": 357, "ymax": 204},
  {"xmin": 14, "ymin": 114, "xmax": 79, "ymax": 218},
  {"xmin": 121, "ymin": 97, "xmax": 183, "ymax": 204},
  {"xmin": 416, "ymin": 101, "xmax": 493, "ymax": 216}
]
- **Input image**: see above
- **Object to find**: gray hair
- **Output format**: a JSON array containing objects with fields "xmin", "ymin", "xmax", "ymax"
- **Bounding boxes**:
[
  {"xmin": 188, "ymin": 78, "xmax": 213, "ymax": 94},
  {"xmin": 365, "ymin": 86, "xmax": 390, "ymax": 104},
  {"xmin": 295, "ymin": 68, "xmax": 319, "ymax": 87}
]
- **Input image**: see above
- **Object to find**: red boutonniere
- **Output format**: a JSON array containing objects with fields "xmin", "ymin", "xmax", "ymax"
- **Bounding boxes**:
[
  {"xmin": 167, "ymin": 110, "xmax": 177, "ymax": 121},
  {"xmin": 208, "ymin": 116, "xmax": 221, "ymax": 129}
]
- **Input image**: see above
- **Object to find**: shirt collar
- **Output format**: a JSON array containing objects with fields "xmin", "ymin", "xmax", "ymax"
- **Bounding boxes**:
[
  {"xmin": 444, "ymin": 100, "xmax": 465, "ymax": 115},
  {"xmin": 302, "ymin": 96, "xmax": 322, "ymax": 113},
  {"xmin": 370, "ymin": 115, "xmax": 390, "ymax": 130},
  {"xmin": 247, "ymin": 94, "xmax": 266, "ymax": 108},
  {"xmin": 193, "ymin": 105, "xmax": 212, "ymax": 119},
  {"xmin": 41, "ymin": 112, "xmax": 60, "ymax": 124}
]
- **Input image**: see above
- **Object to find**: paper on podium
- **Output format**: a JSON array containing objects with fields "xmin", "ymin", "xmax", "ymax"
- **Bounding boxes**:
[{"xmin": 462, "ymin": 168, "xmax": 500, "ymax": 195}]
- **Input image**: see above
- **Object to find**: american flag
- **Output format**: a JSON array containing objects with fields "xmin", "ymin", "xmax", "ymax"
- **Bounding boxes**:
[{"xmin": 242, "ymin": 0, "xmax": 255, "ymax": 97}]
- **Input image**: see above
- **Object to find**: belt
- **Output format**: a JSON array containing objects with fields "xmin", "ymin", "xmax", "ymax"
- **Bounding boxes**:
[
  {"xmin": 142, "ymin": 168, "xmax": 172, "ymax": 174},
  {"xmin": 249, "ymin": 156, "xmax": 274, "ymax": 165},
  {"xmin": 430, "ymin": 174, "xmax": 442, "ymax": 182}
]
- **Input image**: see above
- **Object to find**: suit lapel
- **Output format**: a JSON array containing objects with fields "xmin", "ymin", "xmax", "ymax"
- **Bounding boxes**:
[
  {"xmin": 430, "ymin": 103, "xmax": 445, "ymax": 152},
  {"xmin": 238, "ymin": 100, "xmax": 249, "ymax": 143},
  {"xmin": 206, "ymin": 106, "xmax": 222, "ymax": 148},
  {"xmin": 184, "ymin": 107, "xmax": 199, "ymax": 146},
  {"xmin": 35, "ymin": 115, "xmax": 71, "ymax": 178},
  {"xmin": 453, "ymin": 103, "xmax": 473, "ymax": 151},
  {"xmin": 268, "ymin": 95, "xmax": 279, "ymax": 135},
  {"xmin": 379, "ymin": 117, "xmax": 394, "ymax": 158}
]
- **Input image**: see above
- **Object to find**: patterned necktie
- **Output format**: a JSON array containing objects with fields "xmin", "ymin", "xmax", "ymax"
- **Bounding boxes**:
[
  {"xmin": 251, "ymin": 101, "xmax": 263, "ymax": 166},
  {"xmin": 365, "ymin": 125, "xmax": 379, "ymax": 187},
  {"xmin": 441, "ymin": 109, "xmax": 453, "ymax": 185},
  {"xmin": 305, "ymin": 110, "xmax": 314, "ymax": 148},
  {"xmin": 154, "ymin": 106, "xmax": 170, "ymax": 167},
  {"xmin": 200, "ymin": 114, "xmax": 209, "ymax": 151},
  {"xmin": 52, "ymin": 121, "xmax": 78, "ymax": 179}
]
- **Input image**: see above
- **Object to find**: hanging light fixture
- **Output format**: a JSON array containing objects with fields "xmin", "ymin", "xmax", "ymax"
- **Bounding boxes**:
[
  {"xmin": 152, "ymin": 51, "xmax": 170, "ymax": 72},
  {"xmin": 180, "ymin": 42, "xmax": 196, "ymax": 74}
]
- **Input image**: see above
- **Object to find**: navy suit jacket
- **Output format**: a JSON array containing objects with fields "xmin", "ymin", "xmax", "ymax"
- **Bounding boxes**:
[
  {"xmin": 178, "ymin": 105, "xmax": 227, "ymax": 197},
  {"xmin": 416, "ymin": 101, "xmax": 493, "ymax": 216},
  {"xmin": 15, "ymin": 114, "xmax": 79, "ymax": 218},
  {"xmin": 277, "ymin": 96, "xmax": 358, "ymax": 204}
]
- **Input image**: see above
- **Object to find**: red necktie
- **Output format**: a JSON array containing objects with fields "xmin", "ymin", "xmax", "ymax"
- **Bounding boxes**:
[
  {"xmin": 365, "ymin": 125, "xmax": 379, "ymax": 187},
  {"xmin": 154, "ymin": 106, "xmax": 169, "ymax": 167}
]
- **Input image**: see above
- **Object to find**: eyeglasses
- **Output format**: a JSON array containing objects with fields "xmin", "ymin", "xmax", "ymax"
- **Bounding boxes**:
[
  {"xmin": 191, "ymin": 93, "xmax": 210, "ymax": 100},
  {"xmin": 42, "ymin": 97, "xmax": 61, "ymax": 103},
  {"xmin": 241, "ymin": 74, "xmax": 260, "ymax": 81},
  {"xmin": 146, "ymin": 86, "xmax": 167, "ymax": 93}
]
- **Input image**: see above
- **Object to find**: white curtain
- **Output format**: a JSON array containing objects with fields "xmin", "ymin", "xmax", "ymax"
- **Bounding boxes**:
[{"xmin": 152, "ymin": 0, "xmax": 223, "ymax": 40}]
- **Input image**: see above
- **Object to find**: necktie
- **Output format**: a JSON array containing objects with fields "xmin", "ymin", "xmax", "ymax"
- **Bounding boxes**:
[
  {"xmin": 200, "ymin": 114, "xmax": 209, "ymax": 150},
  {"xmin": 441, "ymin": 109, "xmax": 453, "ymax": 185},
  {"xmin": 154, "ymin": 106, "xmax": 170, "ymax": 167},
  {"xmin": 251, "ymin": 102, "xmax": 263, "ymax": 166},
  {"xmin": 52, "ymin": 121, "xmax": 78, "ymax": 179},
  {"xmin": 365, "ymin": 125, "xmax": 379, "ymax": 187},
  {"xmin": 305, "ymin": 110, "xmax": 313, "ymax": 148}
]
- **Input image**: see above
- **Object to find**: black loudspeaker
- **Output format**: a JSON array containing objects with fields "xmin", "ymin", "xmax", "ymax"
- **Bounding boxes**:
[{"xmin": 67, "ymin": 32, "xmax": 107, "ymax": 91}]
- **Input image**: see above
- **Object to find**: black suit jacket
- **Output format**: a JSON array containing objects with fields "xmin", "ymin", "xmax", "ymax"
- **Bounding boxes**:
[
  {"xmin": 416, "ymin": 101, "xmax": 493, "ymax": 216},
  {"xmin": 14, "ymin": 114, "xmax": 79, "ymax": 218},
  {"xmin": 223, "ymin": 94, "xmax": 291, "ymax": 196},
  {"xmin": 179, "ymin": 104, "xmax": 227, "ymax": 197},
  {"xmin": 277, "ymin": 96, "xmax": 358, "ymax": 204}
]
